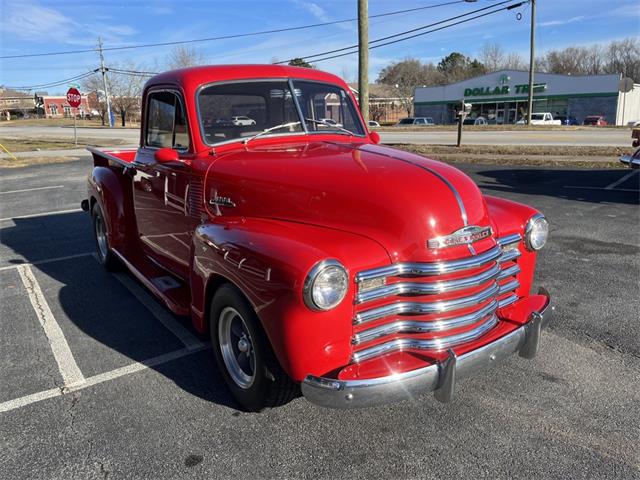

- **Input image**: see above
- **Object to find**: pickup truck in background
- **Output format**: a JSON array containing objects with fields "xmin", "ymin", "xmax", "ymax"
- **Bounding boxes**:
[
  {"xmin": 83, "ymin": 65, "xmax": 553, "ymax": 411},
  {"xmin": 516, "ymin": 112, "xmax": 562, "ymax": 125},
  {"xmin": 620, "ymin": 128, "xmax": 640, "ymax": 168}
]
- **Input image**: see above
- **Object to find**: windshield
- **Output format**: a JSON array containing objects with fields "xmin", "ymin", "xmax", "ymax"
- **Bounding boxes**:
[
  {"xmin": 291, "ymin": 80, "xmax": 364, "ymax": 136},
  {"xmin": 398, "ymin": 118, "xmax": 414, "ymax": 125},
  {"xmin": 531, "ymin": 114, "xmax": 544, "ymax": 120},
  {"xmin": 198, "ymin": 79, "xmax": 364, "ymax": 145}
]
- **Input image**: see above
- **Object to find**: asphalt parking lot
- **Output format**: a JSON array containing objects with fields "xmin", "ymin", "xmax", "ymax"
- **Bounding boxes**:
[{"xmin": 1, "ymin": 158, "xmax": 639, "ymax": 479}]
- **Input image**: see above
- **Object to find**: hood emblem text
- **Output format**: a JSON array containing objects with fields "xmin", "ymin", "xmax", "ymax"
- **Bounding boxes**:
[
  {"xmin": 209, "ymin": 196, "xmax": 236, "ymax": 208},
  {"xmin": 428, "ymin": 225, "xmax": 492, "ymax": 249}
]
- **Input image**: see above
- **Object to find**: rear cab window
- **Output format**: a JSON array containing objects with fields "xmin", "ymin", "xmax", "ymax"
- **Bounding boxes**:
[{"xmin": 145, "ymin": 90, "xmax": 190, "ymax": 151}]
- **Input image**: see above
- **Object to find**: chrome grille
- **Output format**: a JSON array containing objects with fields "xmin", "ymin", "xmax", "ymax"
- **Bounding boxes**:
[{"xmin": 352, "ymin": 234, "xmax": 523, "ymax": 363}]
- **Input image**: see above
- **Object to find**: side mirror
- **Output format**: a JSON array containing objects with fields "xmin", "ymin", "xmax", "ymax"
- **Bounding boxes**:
[
  {"xmin": 369, "ymin": 131, "xmax": 381, "ymax": 144},
  {"xmin": 154, "ymin": 147, "xmax": 179, "ymax": 163}
]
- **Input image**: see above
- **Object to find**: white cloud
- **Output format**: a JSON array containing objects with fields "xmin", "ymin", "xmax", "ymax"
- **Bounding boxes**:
[
  {"xmin": 539, "ymin": 15, "xmax": 586, "ymax": 27},
  {"xmin": 0, "ymin": 1, "xmax": 137, "ymax": 46},
  {"xmin": 296, "ymin": 1, "xmax": 331, "ymax": 22},
  {"xmin": 0, "ymin": 2, "xmax": 76, "ymax": 43}
]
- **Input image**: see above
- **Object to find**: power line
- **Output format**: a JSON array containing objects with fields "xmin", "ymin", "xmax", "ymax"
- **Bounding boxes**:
[
  {"xmin": 107, "ymin": 68, "xmax": 159, "ymax": 76},
  {"xmin": 2, "ymin": 70, "xmax": 99, "ymax": 91},
  {"xmin": 0, "ymin": 1, "xmax": 465, "ymax": 60},
  {"xmin": 276, "ymin": 0, "xmax": 519, "ymax": 64},
  {"xmin": 310, "ymin": 1, "xmax": 527, "ymax": 63},
  {"xmin": 1, "ymin": 1, "xmax": 526, "ymax": 91}
]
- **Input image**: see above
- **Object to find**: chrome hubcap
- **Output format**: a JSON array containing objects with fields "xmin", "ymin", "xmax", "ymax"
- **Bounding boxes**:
[
  {"xmin": 218, "ymin": 307, "xmax": 255, "ymax": 389},
  {"xmin": 95, "ymin": 214, "xmax": 108, "ymax": 260}
]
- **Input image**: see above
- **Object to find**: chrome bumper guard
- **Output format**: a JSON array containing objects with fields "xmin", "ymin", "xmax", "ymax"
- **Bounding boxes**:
[
  {"xmin": 301, "ymin": 288, "xmax": 554, "ymax": 409},
  {"xmin": 619, "ymin": 154, "xmax": 640, "ymax": 168}
]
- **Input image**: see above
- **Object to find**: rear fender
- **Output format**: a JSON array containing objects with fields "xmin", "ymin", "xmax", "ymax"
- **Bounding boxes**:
[
  {"xmin": 190, "ymin": 217, "xmax": 390, "ymax": 382},
  {"xmin": 88, "ymin": 166, "xmax": 135, "ymax": 250}
]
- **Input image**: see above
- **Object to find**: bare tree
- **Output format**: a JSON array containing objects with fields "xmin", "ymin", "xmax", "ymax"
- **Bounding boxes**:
[
  {"xmin": 538, "ymin": 38, "xmax": 640, "ymax": 80},
  {"xmin": 606, "ymin": 38, "xmax": 640, "ymax": 80},
  {"xmin": 377, "ymin": 59, "xmax": 444, "ymax": 116},
  {"xmin": 82, "ymin": 61, "xmax": 145, "ymax": 126},
  {"xmin": 480, "ymin": 43, "xmax": 504, "ymax": 72},
  {"xmin": 166, "ymin": 45, "xmax": 204, "ymax": 70},
  {"xmin": 481, "ymin": 42, "xmax": 526, "ymax": 71}
]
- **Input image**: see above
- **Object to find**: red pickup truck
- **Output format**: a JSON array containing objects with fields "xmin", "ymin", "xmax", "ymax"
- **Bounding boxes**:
[{"xmin": 83, "ymin": 65, "xmax": 553, "ymax": 411}]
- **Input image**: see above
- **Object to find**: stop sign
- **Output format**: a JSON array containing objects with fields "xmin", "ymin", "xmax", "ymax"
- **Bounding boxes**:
[{"xmin": 66, "ymin": 87, "xmax": 82, "ymax": 108}]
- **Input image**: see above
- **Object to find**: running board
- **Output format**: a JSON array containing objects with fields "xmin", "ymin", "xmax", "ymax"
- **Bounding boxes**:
[{"xmin": 111, "ymin": 249, "xmax": 190, "ymax": 316}]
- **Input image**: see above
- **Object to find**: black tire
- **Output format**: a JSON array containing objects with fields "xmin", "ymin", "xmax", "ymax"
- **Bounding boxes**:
[
  {"xmin": 91, "ymin": 203, "xmax": 119, "ymax": 271},
  {"xmin": 210, "ymin": 284, "xmax": 298, "ymax": 411}
]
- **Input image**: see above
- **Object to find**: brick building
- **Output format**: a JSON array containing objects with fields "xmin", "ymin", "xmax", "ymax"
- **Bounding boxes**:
[{"xmin": 42, "ymin": 94, "xmax": 92, "ymax": 118}]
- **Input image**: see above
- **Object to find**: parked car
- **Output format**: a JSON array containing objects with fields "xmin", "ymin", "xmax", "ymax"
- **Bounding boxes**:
[
  {"xmin": 620, "ymin": 128, "xmax": 640, "ymax": 168},
  {"xmin": 626, "ymin": 120, "xmax": 640, "ymax": 127},
  {"xmin": 555, "ymin": 115, "xmax": 579, "ymax": 126},
  {"xmin": 515, "ymin": 113, "xmax": 562, "ymax": 125},
  {"xmin": 84, "ymin": 65, "xmax": 553, "ymax": 411},
  {"xmin": 583, "ymin": 115, "xmax": 608, "ymax": 126},
  {"xmin": 319, "ymin": 118, "xmax": 343, "ymax": 128},
  {"xmin": 368, "ymin": 120, "xmax": 380, "ymax": 128},
  {"xmin": 462, "ymin": 116, "xmax": 487, "ymax": 126},
  {"xmin": 231, "ymin": 116, "xmax": 256, "ymax": 126},
  {"xmin": 396, "ymin": 117, "xmax": 435, "ymax": 126}
]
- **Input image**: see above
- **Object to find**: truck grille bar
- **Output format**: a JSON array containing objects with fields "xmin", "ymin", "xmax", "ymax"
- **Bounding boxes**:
[{"xmin": 351, "ymin": 234, "xmax": 523, "ymax": 363}]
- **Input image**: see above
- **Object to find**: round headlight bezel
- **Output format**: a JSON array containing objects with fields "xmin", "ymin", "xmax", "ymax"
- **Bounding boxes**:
[
  {"xmin": 525, "ymin": 214, "xmax": 549, "ymax": 251},
  {"xmin": 303, "ymin": 259, "xmax": 349, "ymax": 311}
]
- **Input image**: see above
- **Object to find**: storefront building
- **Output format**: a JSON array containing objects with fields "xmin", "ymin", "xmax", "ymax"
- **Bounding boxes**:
[{"xmin": 414, "ymin": 70, "xmax": 639, "ymax": 125}]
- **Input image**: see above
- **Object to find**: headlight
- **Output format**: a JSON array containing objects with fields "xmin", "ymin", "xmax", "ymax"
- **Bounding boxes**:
[
  {"xmin": 303, "ymin": 259, "xmax": 348, "ymax": 311},
  {"xmin": 525, "ymin": 214, "xmax": 549, "ymax": 251}
]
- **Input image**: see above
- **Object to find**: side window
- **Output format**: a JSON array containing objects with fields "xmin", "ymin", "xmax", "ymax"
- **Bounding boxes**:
[{"xmin": 146, "ymin": 91, "xmax": 190, "ymax": 150}]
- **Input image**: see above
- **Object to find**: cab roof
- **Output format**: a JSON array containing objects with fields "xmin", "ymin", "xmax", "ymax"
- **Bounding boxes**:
[{"xmin": 145, "ymin": 64, "xmax": 347, "ymax": 92}]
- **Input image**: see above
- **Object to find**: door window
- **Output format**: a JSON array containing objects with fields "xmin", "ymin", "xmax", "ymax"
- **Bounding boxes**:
[{"xmin": 146, "ymin": 91, "xmax": 190, "ymax": 150}]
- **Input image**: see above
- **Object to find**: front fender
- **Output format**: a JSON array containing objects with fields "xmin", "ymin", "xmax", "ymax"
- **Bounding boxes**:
[
  {"xmin": 485, "ymin": 194, "xmax": 542, "ymax": 297},
  {"xmin": 190, "ymin": 217, "xmax": 390, "ymax": 382}
]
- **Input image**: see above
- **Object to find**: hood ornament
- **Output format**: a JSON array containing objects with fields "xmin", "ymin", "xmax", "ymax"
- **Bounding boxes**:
[{"xmin": 428, "ymin": 225, "xmax": 493, "ymax": 249}]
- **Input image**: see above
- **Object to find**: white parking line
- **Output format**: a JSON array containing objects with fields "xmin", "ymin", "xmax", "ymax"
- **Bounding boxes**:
[
  {"xmin": 0, "ymin": 344, "xmax": 209, "ymax": 413},
  {"xmin": 0, "ymin": 185, "xmax": 64, "ymax": 195},
  {"xmin": 17, "ymin": 265, "xmax": 85, "ymax": 387},
  {"xmin": 0, "ymin": 252, "xmax": 94, "ymax": 272},
  {"xmin": 604, "ymin": 170, "xmax": 639, "ymax": 190},
  {"xmin": 113, "ymin": 271, "xmax": 204, "ymax": 350},
  {"xmin": 563, "ymin": 186, "xmax": 639, "ymax": 192},
  {"xmin": 0, "ymin": 208, "xmax": 82, "ymax": 223}
]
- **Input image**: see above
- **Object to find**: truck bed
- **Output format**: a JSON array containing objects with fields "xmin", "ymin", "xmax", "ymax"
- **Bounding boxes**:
[{"xmin": 87, "ymin": 146, "xmax": 137, "ymax": 167}]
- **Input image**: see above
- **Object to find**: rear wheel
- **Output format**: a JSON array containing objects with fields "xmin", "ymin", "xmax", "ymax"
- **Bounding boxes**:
[
  {"xmin": 92, "ymin": 203, "xmax": 119, "ymax": 271},
  {"xmin": 210, "ymin": 284, "xmax": 298, "ymax": 411}
]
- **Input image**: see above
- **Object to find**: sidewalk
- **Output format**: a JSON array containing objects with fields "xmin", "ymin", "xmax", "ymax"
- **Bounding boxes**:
[{"xmin": 0, "ymin": 145, "xmax": 137, "ymax": 159}]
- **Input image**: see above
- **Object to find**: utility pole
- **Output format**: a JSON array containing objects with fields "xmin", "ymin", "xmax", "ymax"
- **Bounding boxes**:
[
  {"xmin": 97, "ymin": 37, "xmax": 113, "ymax": 128},
  {"xmin": 358, "ymin": 0, "xmax": 369, "ymax": 123},
  {"xmin": 526, "ymin": 0, "xmax": 536, "ymax": 125}
]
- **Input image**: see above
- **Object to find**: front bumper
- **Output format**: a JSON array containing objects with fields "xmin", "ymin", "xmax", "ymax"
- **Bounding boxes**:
[{"xmin": 301, "ymin": 288, "xmax": 554, "ymax": 408}]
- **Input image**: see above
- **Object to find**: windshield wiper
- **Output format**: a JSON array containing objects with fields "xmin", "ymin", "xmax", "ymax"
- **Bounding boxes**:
[
  {"xmin": 304, "ymin": 118, "xmax": 356, "ymax": 136},
  {"xmin": 243, "ymin": 121, "xmax": 301, "ymax": 145}
]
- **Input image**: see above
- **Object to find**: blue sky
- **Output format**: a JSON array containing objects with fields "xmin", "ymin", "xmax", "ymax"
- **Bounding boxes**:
[{"xmin": 1, "ymin": 0, "xmax": 638, "ymax": 93}]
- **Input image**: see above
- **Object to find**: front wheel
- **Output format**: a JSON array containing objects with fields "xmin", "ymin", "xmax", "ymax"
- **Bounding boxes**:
[
  {"xmin": 92, "ymin": 203, "xmax": 119, "ymax": 271},
  {"xmin": 210, "ymin": 284, "xmax": 298, "ymax": 411}
]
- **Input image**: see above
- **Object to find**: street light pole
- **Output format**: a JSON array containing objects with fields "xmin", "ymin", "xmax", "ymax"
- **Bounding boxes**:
[
  {"xmin": 97, "ymin": 37, "xmax": 113, "ymax": 128},
  {"xmin": 526, "ymin": 0, "xmax": 536, "ymax": 125},
  {"xmin": 358, "ymin": 0, "xmax": 369, "ymax": 123}
]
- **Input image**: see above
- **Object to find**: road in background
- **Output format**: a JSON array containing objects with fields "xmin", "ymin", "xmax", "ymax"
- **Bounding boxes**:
[
  {"xmin": 0, "ymin": 125, "xmax": 630, "ymax": 146},
  {"xmin": 1, "ymin": 159, "xmax": 638, "ymax": 479}
]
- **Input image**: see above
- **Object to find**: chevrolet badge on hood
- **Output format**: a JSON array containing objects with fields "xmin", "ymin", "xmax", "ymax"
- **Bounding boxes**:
[{"xmin": 428, "ymin": 225, "xmax": 493, "ymax": 249}]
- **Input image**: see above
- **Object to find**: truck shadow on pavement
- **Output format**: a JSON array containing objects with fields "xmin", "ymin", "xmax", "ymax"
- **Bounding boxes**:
[
  {"xmin": 2, "ymin": 212, "xmax": 241, "ymax": 411},
  {"xmin": 475, "ymin": 168, "xmax": 639, "ymax": 205}
]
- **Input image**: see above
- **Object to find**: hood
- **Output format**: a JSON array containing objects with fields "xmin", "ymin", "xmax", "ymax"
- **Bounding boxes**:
[{"xmin": 205, "ymin": 141, "xmax": 493, "ymax": 263}]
